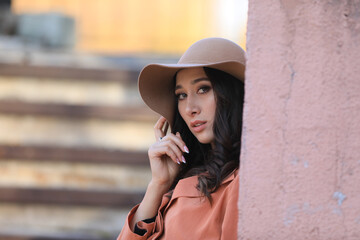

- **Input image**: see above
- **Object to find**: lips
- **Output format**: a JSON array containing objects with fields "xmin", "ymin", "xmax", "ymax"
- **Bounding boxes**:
[{"xmin": 190, "ymin": 120, "xmax": 207, "ymax": 133}]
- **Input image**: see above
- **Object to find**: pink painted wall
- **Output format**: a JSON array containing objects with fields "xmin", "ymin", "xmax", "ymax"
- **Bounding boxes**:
[{"xmin": 239, "ymin": 0, "xmax": 360, "ymax": 239}]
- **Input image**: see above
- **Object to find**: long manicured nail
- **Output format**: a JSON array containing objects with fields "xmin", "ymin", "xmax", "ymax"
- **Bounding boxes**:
[
  {"xmin": 176, "ymin": 158, "xmax": 181, "ymax": 164},
  {"xmin": 181, "ymin": 156, "xmax": 186, "ymax": 163},
  {"xmin": 184, "ymin": 146, "xmax": 189, "ymax": 153}
]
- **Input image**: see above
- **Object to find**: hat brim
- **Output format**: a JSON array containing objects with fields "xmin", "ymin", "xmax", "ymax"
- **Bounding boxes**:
[{"xmin": 138, "ymin": 61, "xmax": 245, "ymax": 127}]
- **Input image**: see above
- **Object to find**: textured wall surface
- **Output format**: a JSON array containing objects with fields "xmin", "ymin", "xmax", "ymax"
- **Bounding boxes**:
[{"xmin": 239, "ymin": 0, "xmax": 360, "ymax": 239}]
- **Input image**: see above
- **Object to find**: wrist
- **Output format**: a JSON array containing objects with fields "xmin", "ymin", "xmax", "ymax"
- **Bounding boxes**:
[{"xmin": 148, "ymin": 179, "xmax": 171, "ymax": 195}]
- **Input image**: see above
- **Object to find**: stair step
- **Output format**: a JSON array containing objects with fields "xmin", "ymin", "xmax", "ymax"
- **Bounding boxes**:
[
  {"xmin": 0, "ymin": 114, "xmax": 155, "ymax": 150},
  {"xmin": 0, "ymin": 62, "xmax": 155, "ymax": 239},
  {"xmin": 0, "ymin": 203, "xmax": 129, "ymax": 240},
  {"xmin": 0, "ymin": 144, "xmax": 148, "ymax": 165},
  {"xmin": 0, "ymin": 187, "xmax": 144, "ymax": 207},
  {"xmin": 0, "ymin": 100, "xmax": 157, "ymax": 121},
  {"xmin": 0, "ymin": 74, "xmax": 141, "ymax": 107},
  {"xmin": 0, "ymin": 234, "xmax": 106, "ymax": 240},
  {"xmin": 0, "ymin": 160, "xmax": 150, "ymax": 191},
  {"xmin": 0, "ymin": 63, "xmax": 145, "ymax": 107},
  {"xmin": 0, "ymin": 63, "xmax": 139, "ymax": 83}
]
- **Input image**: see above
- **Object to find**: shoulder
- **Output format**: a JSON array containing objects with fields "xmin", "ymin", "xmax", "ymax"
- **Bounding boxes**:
[
  {"xmin": 212, "ymin": 169, "xmax": 239, "ymax": 199},
  {"xmin": 222, "ymin": 169, "xmax": 239, "ymax": 187},
  {"xmin": 221, "ymin": 169, "xmax": 239, "ymax": 197}
]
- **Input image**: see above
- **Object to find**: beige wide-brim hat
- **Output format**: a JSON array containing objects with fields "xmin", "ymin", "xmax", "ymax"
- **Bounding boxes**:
[{"xmin": 138, "ymin": 37, "xmax": 246, "ymax": 127}]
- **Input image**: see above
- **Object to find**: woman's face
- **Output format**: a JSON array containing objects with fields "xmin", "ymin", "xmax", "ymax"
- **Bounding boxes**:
[{"xmin": 175, "ymin": 67, "xmax": 216, "ymax": 145}]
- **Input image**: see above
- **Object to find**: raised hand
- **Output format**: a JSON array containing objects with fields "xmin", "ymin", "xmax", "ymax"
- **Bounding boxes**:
[
  {"xmin": 148, "ymin": 116, "xmax": 189, "ymax": 189},
  {"xmin": 130, "ymin": 117, "xmax": 189, "ymax": 229}
]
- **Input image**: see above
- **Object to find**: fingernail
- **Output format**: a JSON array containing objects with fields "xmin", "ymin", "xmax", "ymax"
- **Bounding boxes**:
[
  {"xmin": 181, "ymin": 156, "xmax": 186, "ymax": 163},
  {"xmin": 184, "ymin": 146, "xmax": 189, "ymax": 153},
  {"xmin": 176, "ymin": 158, "xmax": 181, "ymax": 164}
]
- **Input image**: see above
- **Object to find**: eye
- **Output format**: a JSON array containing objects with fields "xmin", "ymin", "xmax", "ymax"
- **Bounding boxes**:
[
  {"xmin": 176, "ymin": 92, "xmax": 187, "ymax": 100},
  {"xmin": 198, "ymin": 86, "xmax": 211, "ymax": 94}
]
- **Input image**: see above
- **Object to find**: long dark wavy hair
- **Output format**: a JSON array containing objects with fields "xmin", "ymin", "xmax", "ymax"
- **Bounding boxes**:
[{"xmin": 170, "ymin": 67, "xmax": 245, "ymax": 201}]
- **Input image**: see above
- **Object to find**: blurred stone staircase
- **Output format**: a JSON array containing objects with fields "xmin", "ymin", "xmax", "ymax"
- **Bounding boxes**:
[{"xmin": 0, "ymin": 62, "xmax": 158, "ymax": 240}]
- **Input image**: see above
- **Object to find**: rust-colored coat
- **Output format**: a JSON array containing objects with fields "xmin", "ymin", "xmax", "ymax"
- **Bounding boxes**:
[{"xmin": 117, "ymin": 170, "xmax": 239, "ymax": 240}]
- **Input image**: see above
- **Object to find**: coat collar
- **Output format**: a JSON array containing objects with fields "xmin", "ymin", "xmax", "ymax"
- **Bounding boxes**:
[{"xmin": 171, "ymin": 169, "xmax": 238, "ymax": 199}]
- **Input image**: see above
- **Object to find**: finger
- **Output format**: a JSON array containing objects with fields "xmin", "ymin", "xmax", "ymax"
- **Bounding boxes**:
[
  {"xmin": 154, "ymin": 117, "xmax": 167, "ymax": 141},
  {"xmin": 163, "ymin": 121, "xmax": 169, "ymax": 135},
  {"xmin": 157, "ymin": 145, "xmax": 181, "ymax": 164},
  {"xmin": 162, "ymin": 133, "xmax": 189, "ymax": 154},
  {"xmin": 149, "ymin": 139, "xmax": 181, "ymax": 164},
  {"xmin": 154, "ymin": 116, "xmax": 167, "ymax": 129},
  {"xmin": 162, "ymin": 139, "xmax": 186, "ymax": 164},
  {"xmin": 176, "ymin": 132, "xmax": 189, "ymax": 153},
  {"xmin": 159, "ymin": 134, "xmax": 187, "ymax": 164}
]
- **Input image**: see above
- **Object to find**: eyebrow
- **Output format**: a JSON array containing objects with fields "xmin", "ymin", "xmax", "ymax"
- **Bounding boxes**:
[{"xmin": 175, "ymin": 77, "xmax": 210, "ymax": 90}]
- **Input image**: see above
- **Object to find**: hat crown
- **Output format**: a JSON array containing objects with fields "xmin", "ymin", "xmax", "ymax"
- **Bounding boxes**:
[{"xmin": 178, "ymin": 38, "xmax": 245, "ymax": 65}]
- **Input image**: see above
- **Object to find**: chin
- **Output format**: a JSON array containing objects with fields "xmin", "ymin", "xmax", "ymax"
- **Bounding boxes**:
[{"xmin": 196, "ymin": 135, "xmax": 214, "ymax": 145}]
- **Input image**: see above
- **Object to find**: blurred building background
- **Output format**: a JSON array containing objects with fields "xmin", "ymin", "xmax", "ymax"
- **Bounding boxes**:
[
  {"xmin": 0, "ymin": 0, "xmax": 247, "ymax": 239},
  {"xmin": 12, "ymin": 0, "xmax": 247, "ymax": 54}
]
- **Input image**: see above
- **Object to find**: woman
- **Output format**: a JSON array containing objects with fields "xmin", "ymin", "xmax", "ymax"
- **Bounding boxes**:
[{"xmin": 117, "ymin": 37, "xmax": 245, "ymax": 240}]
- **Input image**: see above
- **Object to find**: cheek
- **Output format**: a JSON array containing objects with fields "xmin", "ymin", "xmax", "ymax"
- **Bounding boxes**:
[
  {"xmin": 177, "ymin": 102, "xmax": 186, "ymax": 119},
  {"xmin": 207, "ymin": 95, "xmax": 217, "ymax": 120}
]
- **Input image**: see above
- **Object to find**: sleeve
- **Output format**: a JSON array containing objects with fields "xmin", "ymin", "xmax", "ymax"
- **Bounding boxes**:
[
  {"xmin": 117, "ymin": 193, "xmax": 170, "ymax": 240},
  {"xmin": 134, "ymin": 216, "xmax": 156, "ymax": 235},
  {"xmin": 220, "ymin": 173, "xmax": 239, "ymax": 240},
  {"xmin": 117, "ymin": 204, "xmax": 156, "ymax": 240}
]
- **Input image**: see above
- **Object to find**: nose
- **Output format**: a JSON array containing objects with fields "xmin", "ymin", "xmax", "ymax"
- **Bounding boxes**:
[{"xmin": 185, "ymin": 95, "xmax": 200, "ymax": 116}]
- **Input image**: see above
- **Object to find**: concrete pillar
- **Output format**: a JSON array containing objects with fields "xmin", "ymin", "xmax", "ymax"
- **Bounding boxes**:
[{"xmin": 239, "ymin": 0, "xmax": 360, "ymax": 239}]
